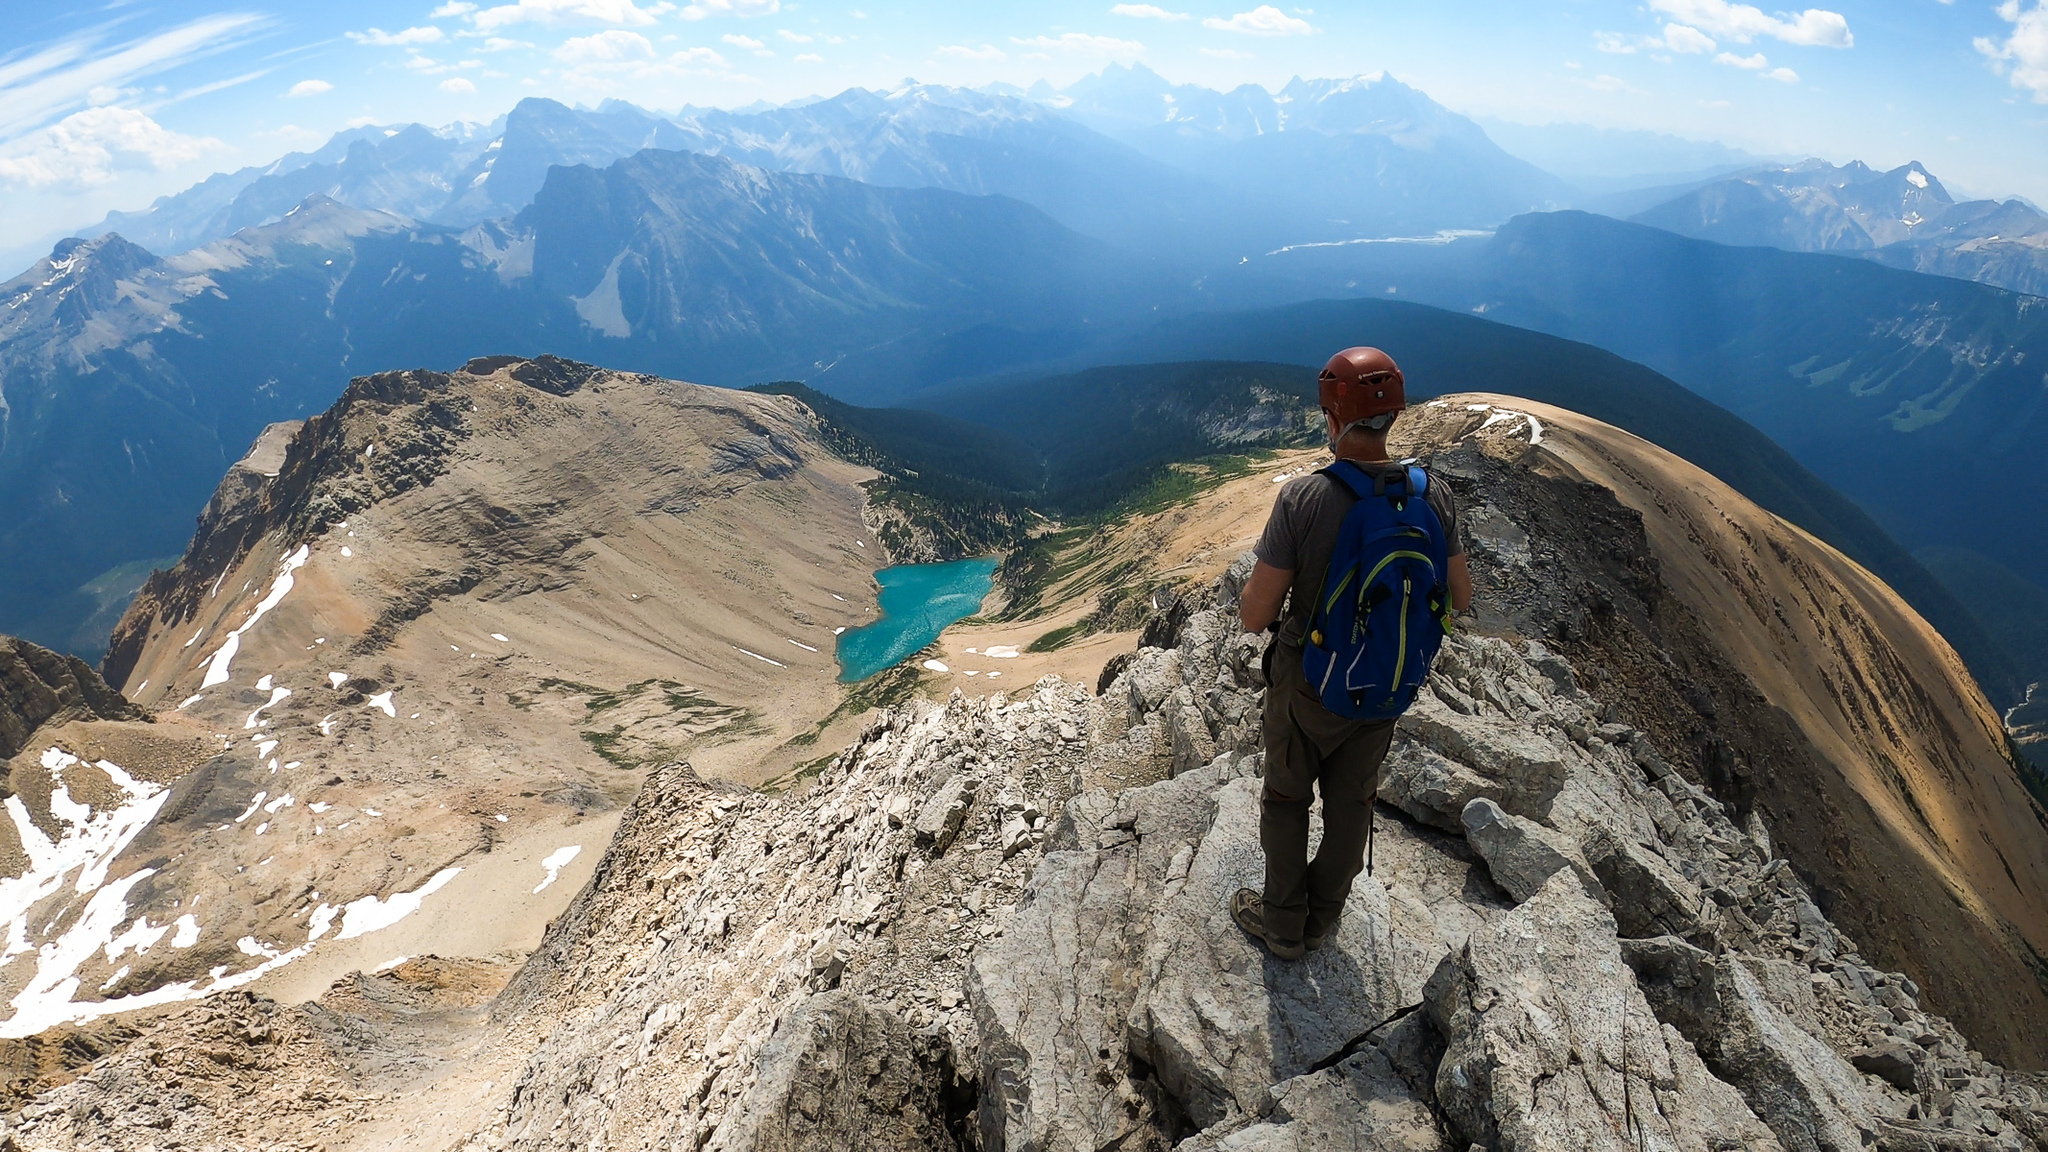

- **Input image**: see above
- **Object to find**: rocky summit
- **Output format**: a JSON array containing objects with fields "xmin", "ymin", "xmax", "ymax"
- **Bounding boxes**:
[
  {"xmin": 0, "ymin": 387, "xmax": 2041, "ymax": 1150},
  {"xmin": 16, "ymin": 560, "xmax": 2044, "ymax": 1150}
]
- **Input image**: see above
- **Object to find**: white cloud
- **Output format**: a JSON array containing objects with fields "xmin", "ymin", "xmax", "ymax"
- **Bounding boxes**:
[
  {"xmin": 1762, "ymin": 65, "xmax": 1800, "ymax": 82},
  {"xmin": 1112, "ymin": 4, "xmax": 1190, "ymax": 19},
  {"xmin": 1202, "ymin": 5, "xmax": 1314, "ymax": 35},
  {"xmin": 348, "ymin": 26, "xmax": 446, "ymax": 46},
  {"xmin": 1648, "ymin": 0, "xmax": 1851, "ymax": 47},
  {"xmin": 1715, "ymin": 51, "xmax": 1768, "ymax": 69},
  {"xmin": 673, "ymin": 46, "xmax": 727, "ymax": 64},
  {"xmin": 1663, "ymin": 24, "xmax": 1717, "ymax": 53},
  {"xmin": 432, "ymin": 1, "xmax": 479, "ymax": 15},
  {"xmin": 471, "ymin": 0, "xmax": 672, "ymax": 32},
  {"xmin": 286, "ymin": 78, "xmax": 335, "ymax": 96},
  {"xmin": 483, "ymin": 37, "xmax": 535, "ymax": 50},
  {"xmin": 440, "ymin": 77, "xmax": 478, "ymax": 92},
  {"xmin": 554, "ymin": 30, "xmax": 657, "ymax": 62},
  {"xmin": 0, "ymin": 14, "xmax": 266, "ymax": 139},
  {"xmin": 0, "ymin": 105, "xmax": 225, "ymax": 189},
  {"xmin": 777, "ymin": 29, "xmax": 812, "ymax": 42},
  {"xmin": 794, "ymin": 52, "xmax": 823, "ymax": 63},
  {"xmin": 938, "ymin": 44, "xmax": 1007, "ymax": 62},
  {"xmin": 1595, "ymin": 32, "xmax": 1638, "ymax": 54},
  {"xmin": 1976, "ymin": 0, "xmax": 2048, "ymax": 103},
  {"xmin": 1200, "ymin": 47, "xmax": 1255, "ymax": 58},
  {"xmin": 723, "ymin": 33, "xmax": 774, "ymax": 55},
  {"xmin": 1009, "ymin": 33, "xmax": 1146, "ymax": 57},
  {"xmin": 679, "ymin": 0, "xmax": 780, "ymax": 19}
]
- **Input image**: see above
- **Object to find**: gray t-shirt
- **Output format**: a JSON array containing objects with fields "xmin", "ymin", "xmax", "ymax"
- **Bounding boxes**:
[{"xmin": 1255, "ymin": 462, "xmax": 1463, "ymax": 646}]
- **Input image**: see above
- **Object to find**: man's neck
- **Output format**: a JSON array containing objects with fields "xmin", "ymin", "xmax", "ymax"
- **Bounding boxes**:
[{"xmin": 1335, "ymin": 441, "xmax": 1390, "ymax": 464}]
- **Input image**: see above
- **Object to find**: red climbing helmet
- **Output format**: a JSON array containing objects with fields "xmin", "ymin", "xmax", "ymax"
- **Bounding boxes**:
[{"xmin": 1318, "ymin": 347, "xmax": 1405, "ymax": 435}]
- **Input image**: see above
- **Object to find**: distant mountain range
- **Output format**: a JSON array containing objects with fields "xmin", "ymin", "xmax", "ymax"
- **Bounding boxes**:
[
  {"xmin": 1631, "ymin": 159, "xmax": 2048, "ymax": 296},
  {"xmin": 0, "ymin": 152, "xmax": 1169, "ymax": 653},
  {"xmin": 47, "ymin": 72, "xmax": 1574, "ymax": 274},
  {"xmin": 1024, "ymin": 64, "xmax": 1572, "ymax": 242}
]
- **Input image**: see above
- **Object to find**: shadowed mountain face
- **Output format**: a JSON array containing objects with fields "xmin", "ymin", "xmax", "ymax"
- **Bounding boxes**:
[
  {"xmin": 0, "ymin": 153, "xmax": 1146, "ymax": 655},
  {"xmin": 1632, "ymin": 159, "xmax": 2048, "ymax": 296}
]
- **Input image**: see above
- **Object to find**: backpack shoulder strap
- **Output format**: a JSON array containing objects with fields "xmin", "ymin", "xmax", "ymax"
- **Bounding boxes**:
[{"xmin": 1318, "ymin": 459, "xmax": 1376, "ymax": 500}]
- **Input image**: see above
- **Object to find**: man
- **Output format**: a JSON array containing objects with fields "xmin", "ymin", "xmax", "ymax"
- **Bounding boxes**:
[{"xmin": 1232, "ymin": 346, "xmax": 1472, "ymax": 960}]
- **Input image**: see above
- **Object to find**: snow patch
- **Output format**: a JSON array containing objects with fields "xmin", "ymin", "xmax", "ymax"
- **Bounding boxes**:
[
  {"xmin": 922, "ymin": 660, "xmax": 950, "ymax": 673},
  {"xmin": 365, "ymin": 691, "xmax": 396, "ymax": 717},
  {"xmin": 335, "ymin": 868, "xmax": 462, "ymax": 940},
  {"xmin": 532, "ymin": 845, "xmax": 582, "ymax": 894},
  {"xmin": 329, "ymin": 672, "xmax": 348, "ymax": 688},
  {"xmin": 199, "ymin": 545, "xmax": 311, "ymax": 688},
  {"xmin": 983, "ymin": 645, "xmax": 1019, "ymax": 659}
]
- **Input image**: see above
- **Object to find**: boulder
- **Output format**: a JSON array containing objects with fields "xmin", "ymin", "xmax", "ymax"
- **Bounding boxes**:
[
  {"xmin": 914, "ymin": 774, "xmax": 978, "ymax": 855},
  {"xmin": 1582, "ymin": 825, "xmax": 1713, "ymax": 945},
  {"xmin": 1459, "ymin": 797, "xmax": 1601, "ymax": 905},
  {"xmin": 721, "ymin": 990, "xmax": 960, "ymax": 1152},
  {"xmin": 1424, "ymin": 872, "xmax": 1781, "ymax": 1151},
  {"xmin": 1622, "ymin": 937, "xmax": 1896, "ymax": 1151},
  {"xmin": 1850, "ymin": 1044, "xmax": 1920, "ymax": 1094},
  {"xmin": 1388, "ymin": 692, "xmax": 1565, "ymax": 828}
]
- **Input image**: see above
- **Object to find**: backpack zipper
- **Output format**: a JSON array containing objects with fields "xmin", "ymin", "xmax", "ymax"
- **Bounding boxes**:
[{"xmin": 1387, "ymin": 576, "xmax": 1412, "ymax": 707}]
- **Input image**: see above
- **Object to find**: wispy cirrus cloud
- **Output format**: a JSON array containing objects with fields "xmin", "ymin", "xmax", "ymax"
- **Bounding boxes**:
[
  {"xmin": 347, "ymin": 27, "xmax": 446, "ymax": 47},
  {"xmin": 0, "ymin": 13, "xmax": 268, "ymax": 140}
]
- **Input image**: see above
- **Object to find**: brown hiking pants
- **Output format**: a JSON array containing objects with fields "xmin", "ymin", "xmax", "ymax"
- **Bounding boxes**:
[{"xmin": 1259, "ymin": 639, "xmax": 1397, "ymax": 942}]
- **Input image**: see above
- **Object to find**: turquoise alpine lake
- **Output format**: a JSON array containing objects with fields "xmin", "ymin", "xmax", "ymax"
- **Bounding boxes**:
[{"xmin": 835, "ymin": 557, "xmax": 1001, "ymax": 682}]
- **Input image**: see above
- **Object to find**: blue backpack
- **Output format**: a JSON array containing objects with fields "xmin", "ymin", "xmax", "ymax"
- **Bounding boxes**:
[{"xmin": 1300, "ymin": 461, "xmax": 1453, "ymax": 721}]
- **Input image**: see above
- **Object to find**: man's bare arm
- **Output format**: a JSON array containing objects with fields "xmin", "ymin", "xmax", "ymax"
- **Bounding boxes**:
[
  {"xmin": 1240, "ymin": 561, "xmax": 1293, "ymax": 633},
  {"xmin": 1448, "ymin": 553, "xmax": 1473, "ymax": 614}
]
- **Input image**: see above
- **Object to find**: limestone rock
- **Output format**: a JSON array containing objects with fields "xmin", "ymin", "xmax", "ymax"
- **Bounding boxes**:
[
  {"xmin": 1174, "ymin": 1046, "xmax": 1451, "ymax": 1151},
  {"xmin": 1425, "ymin": 872, "xmax": 1782, "ymax": 1151},
  {"xmin": 1124, "ymin": 778, "xmax": 1408, "ymax": 1130},
  {"xmin": 915, "ymin": 774, "xmax": 979, "ymax": 855},
  {"xmin": 1583, "ymin": 825, "xmax": 1713, "ymax": 945},
  {"xmin": 721, "ymin": 990, "xmax": 961, "ymax": 1152},
  {"xmin": 970, "ymin": 765, "xmax": 1223, "ymax": 1152},
  {"xmin": 1391, "ymin": 692, "xmax": 1565, "ymax": 828},
  {"xmin": 1459, "ymin": 797, "xmax": 1600, "ymax": 905},
  {"xmin": 1851, "ymin": 1044, "xmax": 1921, "ymax": 1094}
]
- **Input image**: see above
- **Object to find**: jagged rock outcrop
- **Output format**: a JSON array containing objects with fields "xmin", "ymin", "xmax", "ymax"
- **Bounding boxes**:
[{"xmin": 0, "ymin": 635, "xmax": 142, "ymax": 760}]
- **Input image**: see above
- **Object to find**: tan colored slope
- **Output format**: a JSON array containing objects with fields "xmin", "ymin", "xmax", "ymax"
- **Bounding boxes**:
[
  {"xmin": 1413, "ymin": 394, "xmax": 2048, "ymax": 1062},
  {"xmin": 1, "ymin": 360, "xmax": 890, "ymax": 1035}
]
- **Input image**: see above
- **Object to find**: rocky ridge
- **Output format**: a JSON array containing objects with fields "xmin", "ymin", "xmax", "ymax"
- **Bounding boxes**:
[
  {"xmin": 22, "ymin": 555, "xmax": 2040, "ymax": 1149},
  {"xmin": 467, "ymin": 561, "xmax": 2044, "ymax": 1150}
]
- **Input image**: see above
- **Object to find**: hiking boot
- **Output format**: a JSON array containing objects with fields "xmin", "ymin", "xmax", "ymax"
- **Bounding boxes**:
[
  {"xmin": 1304, "ymin": 916, "xmax": 1339, "ymax": 952},
  {"xmin": 1231, "ymin": 888, "xmax": 1305, "ymax": 960}
]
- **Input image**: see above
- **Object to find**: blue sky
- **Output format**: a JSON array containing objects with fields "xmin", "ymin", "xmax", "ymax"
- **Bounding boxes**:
[{"xmin": 2, "ymin": 0, "xmax": 2045, "ymax": 256}]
